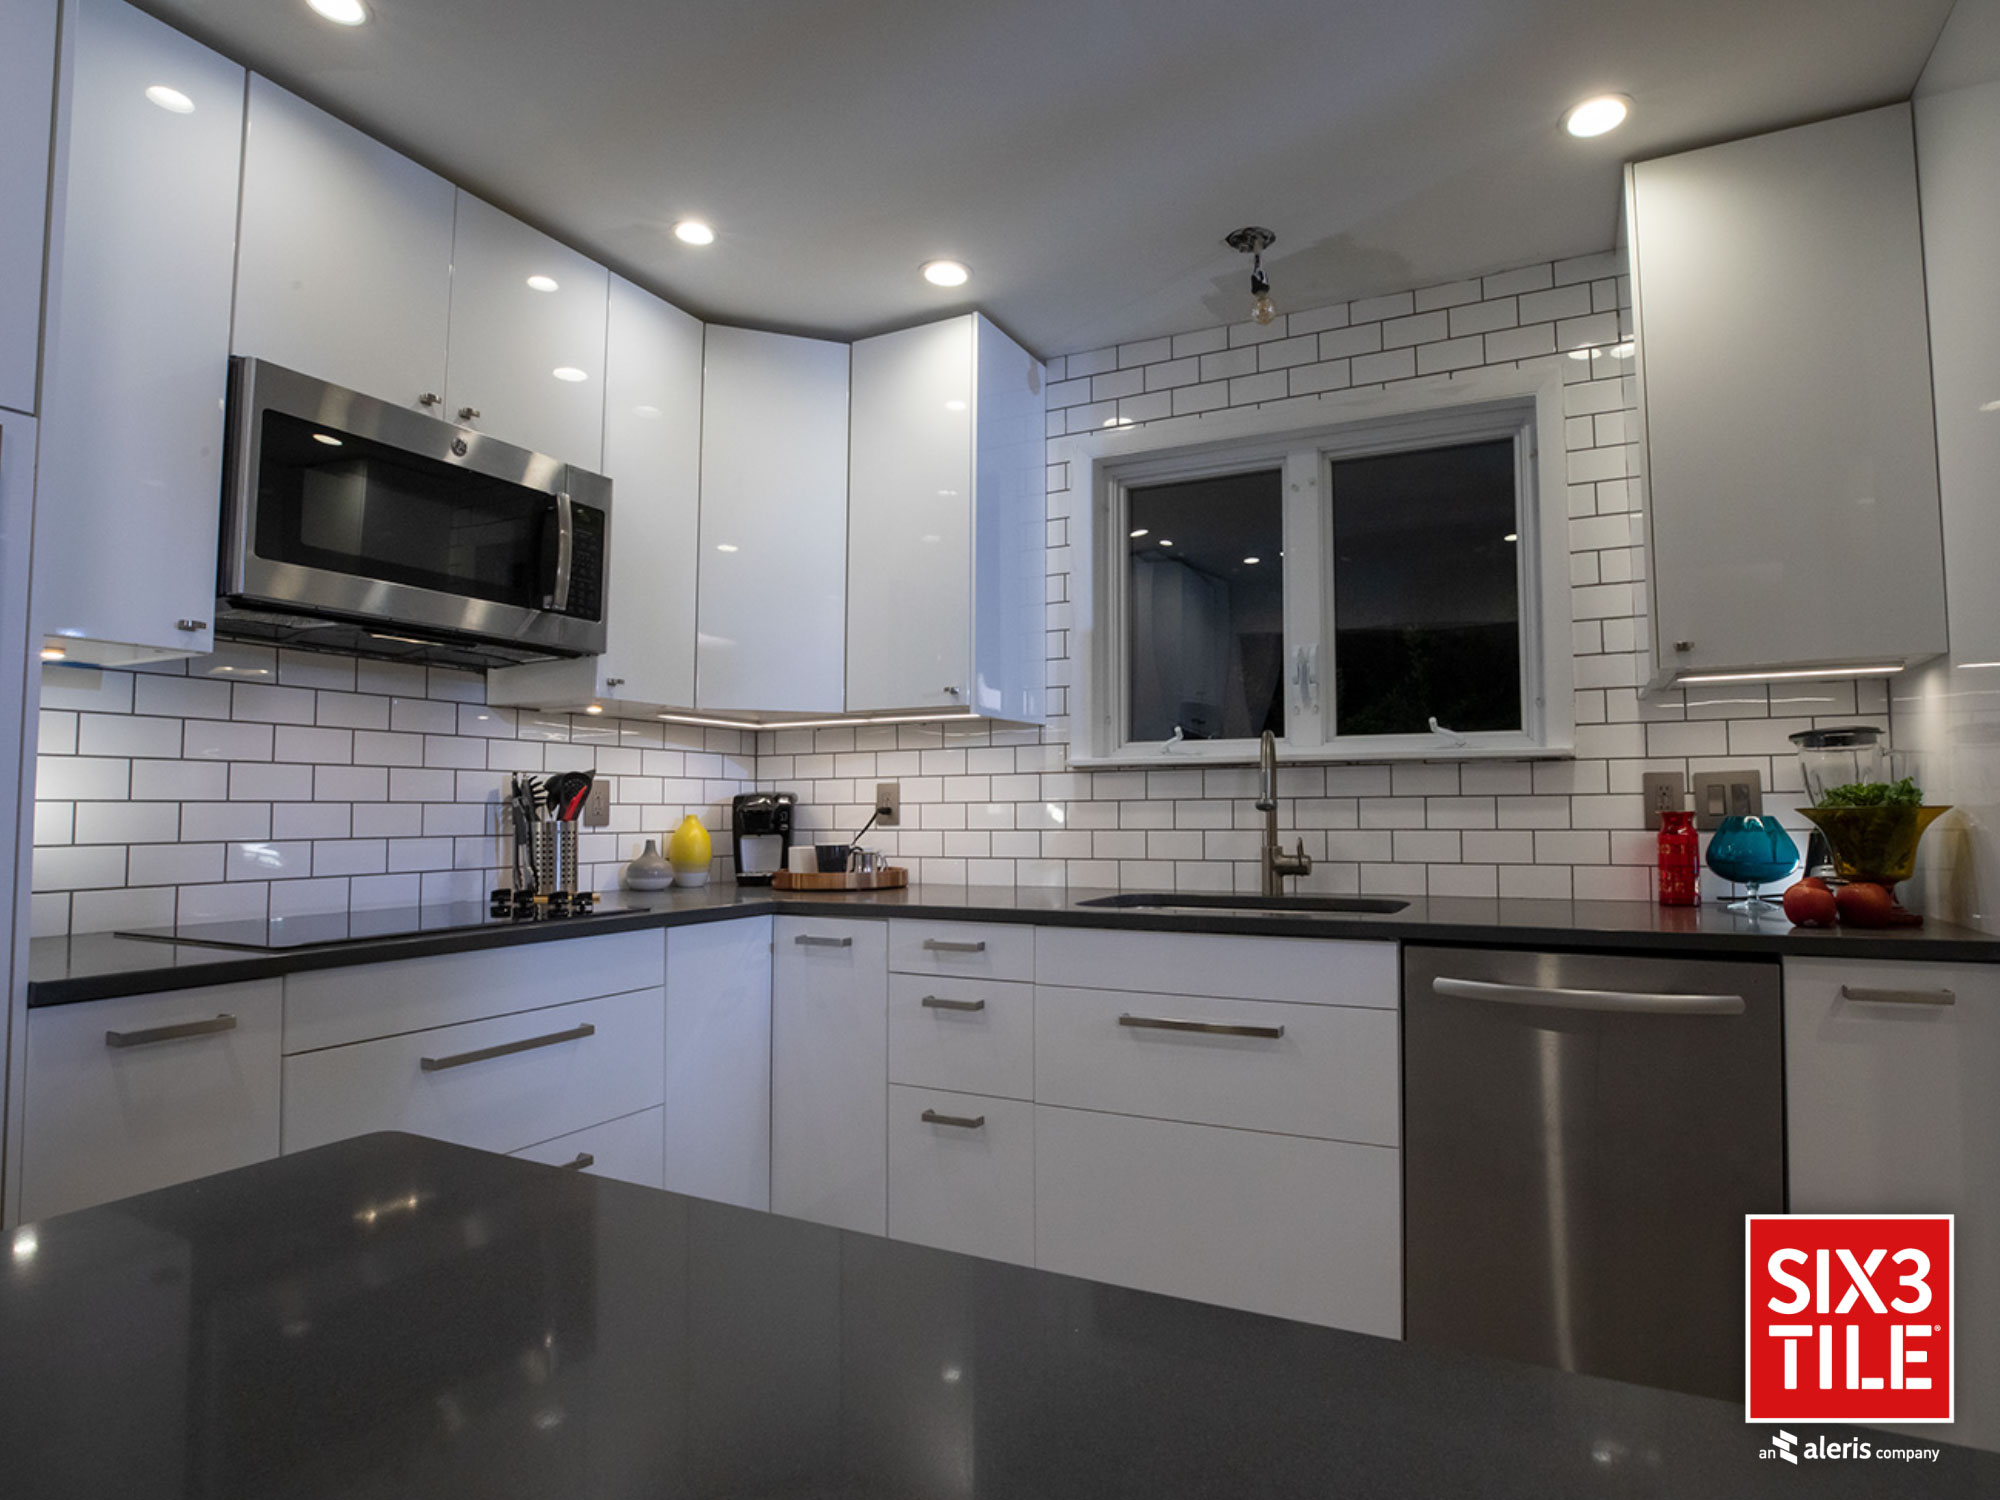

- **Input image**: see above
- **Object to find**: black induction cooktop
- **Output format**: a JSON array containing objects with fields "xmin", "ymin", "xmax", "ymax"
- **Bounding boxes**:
[{"xmin": 115, "ymin": 899, "xmax": 632, "ymax": 952}]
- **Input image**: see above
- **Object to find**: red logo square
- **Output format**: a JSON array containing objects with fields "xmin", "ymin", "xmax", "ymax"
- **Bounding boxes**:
[{"xmin": 1746, "ymin": 1214, "xmax": 1953, "ymax": 1424}]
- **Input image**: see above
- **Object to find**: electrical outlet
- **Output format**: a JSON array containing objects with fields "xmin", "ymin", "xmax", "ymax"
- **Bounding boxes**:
[
  {"xmin": 1641, "ymin": 771, "xmax": 1687, "ymax": 830},
  {"xmin": 1690, "ymin": 768, "xmax": 1763, "ymax": 831},
  {"xmin": 583, "ymin": 779, "xmax": 611, "ymax": 828},
  {"xmin": 875, "ymin": 782, "xmax": 901, "ymax": 828}
]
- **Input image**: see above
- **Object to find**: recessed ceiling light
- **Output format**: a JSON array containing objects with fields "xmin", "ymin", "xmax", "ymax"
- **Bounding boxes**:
[
  {"xmin": 144, "ymin": 85, "xmax": 194, "ymax": 114},
  {"xmin": 922, "ymin": 260, "xmax": 970, "ymax": 288},
  {"xmin": 1129, "ymin": 528, "xmax": 1149, "ymax": 539},
  {"xmin": 526, "ymin": 274, "xmax": 559, "ymax": 293},
  {"xmin": 307, "ymin": 0, "xmax": 367, "ymax": 25},
  {"xmin": 674, "ymin": 220, "xmax": 715, "ymax": 246},
  {"xmin": 551, "ymin": 366, "xmax": 588, "ymax": 382},
  {"xmin": 1564, "ymin": 94, "xmax": 1630, "ymax": 138},
  {"xmin": 312, "ymin": 432, "xmax": 343, "ymax": 446}
]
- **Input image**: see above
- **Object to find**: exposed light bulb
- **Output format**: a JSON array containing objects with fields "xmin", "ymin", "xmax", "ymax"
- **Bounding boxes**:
[{"xmin": 1251, "ymin": 292, "xmax": 1277, "ymax": 326}]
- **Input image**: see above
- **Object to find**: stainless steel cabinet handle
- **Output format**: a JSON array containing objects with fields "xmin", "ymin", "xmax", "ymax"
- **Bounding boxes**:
[
  {"xmin": 1839, "ymin": 985, "xmax": 1955, "ymax": 1007},
  {"xmin": 418, "ymin": 392, "xmax": 441, "ymax": 406},
  {"xmin": 560, "ymin": 1152, "xmax": 595, "ymax": 1171},
  {"xmin": 457, "ymin": 406, "xmax": 481, "ymax": 421},
  {"xmin": 1118, "ymin": 1013, "xmax": 1285, "ymax": 1039},
  {"xmin": 105, "ymin": 1013, "xmax": 236, "ymax": 1048},
  {"xmin": 794, "ymin": 935, "xmax": 853, "ymax": 948},
  {"xmin": 922, "ymin": 938, "xmax": 987, "ymax": 954},
  {"xmin": 175, "ymin": 618, "xmax": 207, "ymax": 632},
  {"xmin": 921, "ymin": 995, "xmax": 986, "ymax": 1012},
  {"xmin": 420, "ymin": 1021, "xmax": 596, "ymax": 1072},
  {"xmin": 921, "ymin": 1109, "xmax": 986, "ymax": 1129},
  {"xmin": 1431, "ymin": 976, "xmax": 1745, "ymax": 1016}
]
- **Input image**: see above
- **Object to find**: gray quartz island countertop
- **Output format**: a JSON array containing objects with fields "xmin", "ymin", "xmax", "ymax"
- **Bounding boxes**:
[{"xmin": 27, "ymin": 883, "xmax": 2000, "ymax": 1006}]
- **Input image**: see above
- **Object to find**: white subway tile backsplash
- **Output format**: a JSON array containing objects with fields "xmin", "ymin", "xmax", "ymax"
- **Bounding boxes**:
[{"xmin": 28, "ymin": 250, "xmax": 1887, "ymax": 931}]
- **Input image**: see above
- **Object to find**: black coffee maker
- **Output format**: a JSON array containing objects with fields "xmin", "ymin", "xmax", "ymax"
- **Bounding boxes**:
[{"xmin": 731, "ymin": 792, "xmax": 796, "ymax": 885}]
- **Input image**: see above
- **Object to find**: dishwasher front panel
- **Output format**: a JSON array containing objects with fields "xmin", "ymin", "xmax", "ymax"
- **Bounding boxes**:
[{"xmin": 1402, "ymin": 945, "xmax": 1785, "ymax": 1402}]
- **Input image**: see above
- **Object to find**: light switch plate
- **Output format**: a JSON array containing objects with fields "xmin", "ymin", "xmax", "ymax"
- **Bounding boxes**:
[
  {"xmin": 583, "ymin": 779, "xmax": 611, "ymax": 827},
  {"xmin": 875, "ymin": 782, "xmax": 901, "ymax": 828},
  {"xmin": 1690, "ymin": 768, "xmax": 1763, "ymax": 831},
  {"xmin": 1641, "ymin": 771, "xmax": 1687, "ymax": 830}
]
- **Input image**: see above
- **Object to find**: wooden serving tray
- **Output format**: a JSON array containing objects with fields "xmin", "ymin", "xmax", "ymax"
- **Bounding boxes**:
[{"xmin": 772, "ymin": 867, "xmax": 909, "ymax": 891}]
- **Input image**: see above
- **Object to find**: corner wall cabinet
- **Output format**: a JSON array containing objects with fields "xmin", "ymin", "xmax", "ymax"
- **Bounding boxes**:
[
  {"xmin": 0, "ymin": 0, "xmax": 57, "ymax": 416},
  {"xmin": 35, "ymin": 0, "xmax": 244, "ymax": 665},
  {"xmin": 1626, "ymin": 104, "xmax": 1945, "ymax": 686},
  {"xmin": 847, "ymin": 314, "xmax": 1047, "ymax": 720}
]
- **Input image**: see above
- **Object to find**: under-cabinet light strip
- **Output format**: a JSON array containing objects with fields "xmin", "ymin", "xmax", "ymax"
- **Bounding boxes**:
[
  {"xmin": 654, "ymin": 710, "xmax": 984, "ymax": 731},
  {"xmin": 1674, "ymin": 665, "xmax": 1905, "ymax": 686}
]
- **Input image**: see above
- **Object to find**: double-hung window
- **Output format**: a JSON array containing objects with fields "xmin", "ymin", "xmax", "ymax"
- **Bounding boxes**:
[{"xmin": 1067, "ymin": 368, "xmax": 1572, "ymax": 764}]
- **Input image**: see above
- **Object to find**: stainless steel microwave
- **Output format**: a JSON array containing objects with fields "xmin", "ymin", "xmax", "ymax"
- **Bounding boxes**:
[{"xmin": 219, "ymin": 358, "xmax": 610, "ymax": 663}]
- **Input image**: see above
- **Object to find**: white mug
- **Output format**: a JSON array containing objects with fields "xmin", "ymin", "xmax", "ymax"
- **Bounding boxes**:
[{"xmin": 787, "ymin": 846, "xmax": 816, "ymax": 875}]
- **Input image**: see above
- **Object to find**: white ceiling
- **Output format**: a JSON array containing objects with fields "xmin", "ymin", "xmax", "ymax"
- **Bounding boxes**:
[{"xmin": 137, "ymin": 0, "xmax": 1956, "ymax": 356}]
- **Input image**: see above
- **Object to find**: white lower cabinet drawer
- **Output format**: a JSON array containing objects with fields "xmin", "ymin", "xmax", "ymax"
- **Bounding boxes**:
[
  {"xmin": 513, "ymin": 1106, "xmax": 666, "ymax": 1190},
  {"xmin": 887, "ymin": 1086, "xmax": 1033, "ymax": 1266},
  {"xmin": 1035, "ymin": 986, "xmax": 1398, "ymax": 1146},
  {"xmin": 1034, "ymin": 928, "xmax": 1397, "ymax": 1007},
  {"xmin": 20, "ymin": 980, "xmax": 283, "ymax": 1222},
  {"xmin": 282, "ymin": 987, "xmax": 665, "ymax": 1156},
  {"xmin": 888, "ymin": 919, "xmax": 1035, "ymax": 983},
  {"xmin": 888, "ymin": 974, "xmax": 1032, "ymax": 1100},
  {"xmin": 1033, "ymin": 1105, "xmax": 1402, "ymax": 1337}
]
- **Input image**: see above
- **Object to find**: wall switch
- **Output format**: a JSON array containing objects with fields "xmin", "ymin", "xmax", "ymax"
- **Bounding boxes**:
[
  {"xmin": 1641, "ymin": 771, "xmax": 1687, "ymax": 830},
  {"xmin": 1690, "ymin": 768, "xmax": 1763, "ymax": 831},
  {"xmin": 583, "ymin": 779, "xmax": 611, "ymax": 827},
  {"xmin": 875, "ymin": 782, "xmax": 901, "ymax": 828}
]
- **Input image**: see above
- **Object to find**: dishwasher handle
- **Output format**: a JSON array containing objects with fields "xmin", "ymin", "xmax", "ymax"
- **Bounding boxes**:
[{"xmin": 1431, "ymin": 976, "xmax": 1746, "ymax": 1017}]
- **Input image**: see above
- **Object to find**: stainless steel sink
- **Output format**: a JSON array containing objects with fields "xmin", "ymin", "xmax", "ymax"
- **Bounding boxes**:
[{"xmin": 1077, "ymin": 892, "xmax": 1409, "ymax": 915}]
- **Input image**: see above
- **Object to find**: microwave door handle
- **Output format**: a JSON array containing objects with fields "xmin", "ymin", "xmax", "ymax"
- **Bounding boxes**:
[{"xmin": 546, "ymin": 492, "xmax": 574, "ymax": 612}]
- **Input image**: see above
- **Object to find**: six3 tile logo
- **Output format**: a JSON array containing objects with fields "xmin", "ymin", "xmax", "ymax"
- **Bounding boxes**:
[{"xmin": 1746, "ymin": 1214, "xmax": 1953, "ymax": 1425}]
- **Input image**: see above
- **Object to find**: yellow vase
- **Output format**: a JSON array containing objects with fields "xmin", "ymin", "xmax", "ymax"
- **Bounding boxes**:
[{"xmin": 666, "ymin": 815, "xmax": 712, "ymax": 887}]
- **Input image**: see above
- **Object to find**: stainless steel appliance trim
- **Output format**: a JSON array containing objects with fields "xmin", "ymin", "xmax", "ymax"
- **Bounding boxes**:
[
  {"xmin": 920, "ymin": 1109, "xmax": 986, "ymax": 1129},
  {"xmin": 920, "ymin": 995, "xmax": 986, "ymax": 1012},
  {"xmin": 1117, "ymin": 1013, "xmax": 1286, "ymax": 1039},
  {"xmin": 549, "ymin": 491, "xmax": 573, "ymax": 612},
  {"xmin": 1430, "ymin": 976, "xmax": 1745, "ymax": 1016},
  {"xmin": 794, "ymin": 935, "xmax": 853, "ymax": 948},
  {"xmin": 921, "ymin": 938, "xmax": 987, "ymax": 953},
  {"xmin": 560, "ymin": 1152, "xmax": 595, "ymax": 1171},
  {"xmin": 221, "ymin": 358, "xmax": 611, "ymax": 656},
  {"xmin": 1838, "ymin": 984, "xmax": 1955, "ymax": 1007},
  {"xmin": 104, "ymin": 1014, "xmax": 237, "ymax": 1048},
  {"xmin": 418, "ymin": 1021, "xmax": 596, "ymax": 1072}
]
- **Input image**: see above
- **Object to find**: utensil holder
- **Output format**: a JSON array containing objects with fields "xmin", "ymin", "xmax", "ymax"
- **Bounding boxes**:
[{"xmin": 533, "ymin": 823, "xmax": 580, "ymax": 897}]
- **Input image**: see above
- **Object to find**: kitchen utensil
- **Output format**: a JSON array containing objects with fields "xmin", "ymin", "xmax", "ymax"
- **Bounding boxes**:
[{"xmin": 534, "ymin": 822, "xmax": 580, "ymax": 898}]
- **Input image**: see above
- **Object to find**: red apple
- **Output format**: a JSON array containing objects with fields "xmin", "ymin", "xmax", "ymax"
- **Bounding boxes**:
[
  {"xmin": 1835, "ymin": 882, "xmax": 1900, "ymax": 928},
  {"xmin": 1783, "ymin": 881, "xmax": 1838, "ymax": 928}
]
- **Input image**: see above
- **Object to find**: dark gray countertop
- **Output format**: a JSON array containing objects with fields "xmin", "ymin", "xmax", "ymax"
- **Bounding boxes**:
[
  {"xmin": 5, "ymin": 1132, "xmax": 1991, "ymax": 1497},
  {"xmin": 28, "ymin": 882, "xmax": 2000, "ymax": 1006}
]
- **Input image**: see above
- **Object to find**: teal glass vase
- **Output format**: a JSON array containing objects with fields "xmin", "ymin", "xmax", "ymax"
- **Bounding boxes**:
[{"xmin": 1704, "ymin": 814, "xmax": 1801, "ymax": 915}]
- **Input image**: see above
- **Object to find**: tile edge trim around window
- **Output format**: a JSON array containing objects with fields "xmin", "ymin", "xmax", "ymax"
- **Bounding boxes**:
[{"xmin": 1050, "ymin": 364, "xmax": 1576, "ymax": 767}]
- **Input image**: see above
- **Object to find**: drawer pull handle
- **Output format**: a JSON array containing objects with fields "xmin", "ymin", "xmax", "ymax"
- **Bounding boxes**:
[
  {"xmin": 420, "ymin": 1022, "xmax": 596, "ymax": 1072},
  {"xmin": 921, "ymin": 995, "xmax": 986, "ymax": 1012},
  {"xmin": 104, "ymin": 1013, "xmax": 237, "ymax": 1048},
  {"xmin": 1118, "ymin": 1013, "xmax": 1285, "ymax": 1040},
  {"xmin": 1431, "ymin": 976, "xmax": 1745, "ymax": 1016},
  {"xmin": 1839, "ymin": 985, "xmax": 1955, "ymax": 1007},
  {"xmin": 794, "ymin": 935, "xmax": 853, "ymax": 948},
  {"xmin": 560, "ymin": 1152, "xmax": 595, "ymax": 1171},
  {"xmin": 922, "ymin": 938, "xmax": 987, "ymax": 954},
  {"xmin": 921, "ymin": 1108, "xmax": 986, "ymax": 1129}
]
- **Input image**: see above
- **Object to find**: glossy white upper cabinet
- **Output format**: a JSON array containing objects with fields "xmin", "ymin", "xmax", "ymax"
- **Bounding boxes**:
[
  {"xmin": 489, "ymin": 277, "xmax": 703, "ymax": 712},
  {"xmin": 444, "ymin": 192, "xmax": 608, "ymax": 469},
  {"xmin": 697, "ymin": 326, "xmax": 849, "ymax": 714},
  {"xmin": 846, "ymin": 315, "xmax": 1046, "ymax": 720},
  {"xmin": 233, "ymin": 75, "xmax": 454, "ymax": 410},
  {"xmin": 0, "ymin": 0, "xmax": 56, "ymax": 415},
  {"xmin": 1915, "ymin": 78, "xmax": 2000, "ymax": 666},
  {"xmin": 36, "ymin": 0, "xmax": 244, "ymax": 665},
  {"xmin": 1626, "ymin": 105, "xmax": 1945, "ymax": 686}
]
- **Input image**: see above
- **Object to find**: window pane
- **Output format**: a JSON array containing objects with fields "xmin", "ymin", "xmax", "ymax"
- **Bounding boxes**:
[
  {"xmin": 1126, "ymin": 470, "xmax": 1284, "ymax": 743},
  {"xmin": 1330, "ymin": 439, "xmax": 1521, "ymax": 737}
]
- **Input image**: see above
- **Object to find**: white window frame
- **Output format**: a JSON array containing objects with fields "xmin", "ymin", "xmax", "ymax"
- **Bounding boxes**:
[{"xmin": 1055, "ymin": 364, "xmax": 1572, "ymax": 766}]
